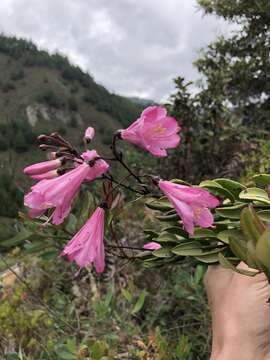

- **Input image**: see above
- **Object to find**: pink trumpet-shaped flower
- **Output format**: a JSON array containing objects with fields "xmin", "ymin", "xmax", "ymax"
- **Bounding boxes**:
[
  {"xmin": 159, "ymin": 180, "xmax": 220, "ymax": 235},
  {"xmin": 61, "ymin": 207, "xmax": 105, "ymax": 272},
  {"xmin": 84, "ymin": 127, "xmax": 95, "ymax": 142},
  {"xmin": 24, "ymin": 158, "xmax": 62, "ymax": 176},
  {"xmin": 24, "ymin": 152, "xmax": 109, "ymax": 225},
  {"xmin": 143, "ymin": 242, "xmax": 161, "ymax": 250},
  {"xmin": 120, "ymin": 106, "xmax": 181, "ymax": 157}
]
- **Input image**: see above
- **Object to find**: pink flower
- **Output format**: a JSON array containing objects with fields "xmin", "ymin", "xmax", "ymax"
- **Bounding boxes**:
[
  {"xmin": 84, "ymin": 127, "xmax": 95, "ymax": 142},
  {"xmin": 143, "ymin": 242, "xmax": 161, "ymax": 250},
  {"xmin": 120, "ymin": 106, "xmax": 180, "ymax": 157},
  {"xmin": 60, "ymin": 207, "xmax": 105, "ymax": 272},
  {"xmin": 81, "ymin": 150, "xmax": 109, "ymax": 181},
  {"xmin": 24, "ymin": 152, "xmax": 109, "ymax": 225},
  {"xmin": 24, "ymin": 158, "xmax": 62, "ymax": 176},
  {"xmin": 159, "ymin": 180, "xmax": 220, "ymax": 235}
]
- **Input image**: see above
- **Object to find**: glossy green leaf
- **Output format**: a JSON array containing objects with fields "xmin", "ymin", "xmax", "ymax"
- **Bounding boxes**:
[
  {"xmin": 215, "ymin": 203, "xmax": 246, "ymax": 219},
  {"xmin": 240, "ymin": 206, "xmax": 266, "ymax": 243},
  {"xmin": 255, "ymin": 230, "xmax": 270, "ymax": 270},
  {"xmin": 157, "ymin": 232, "xmax": 187, "ymax": 243},
  {"xmin": 162, "ymin": 226, "xmax": 188, "ymax": 238},
  {"xmin": 170, "ymin": 178, "xmax": 191, "ymax": 186},
  {"xmin": 199, "ymin": 180, "xmax": 235, "ymax": 201},
  {"xmin": 229, "ymin": 235, "xmax": 248, "ymax": 262},
  {"xmin": 156, "ymin": 213, "xmax": 180, "ymax": 222},
  {"xmin": 257, "ymin": 210, "xmax": 270, "ymax": 223},
  {"xmin": 152, "ymin": 248, "xmax": 172, "ymax": 258},
  {"xmin": 214, "ymin": 178, "xmax": 246, "ymax": 197},
  {"xmin": 172, "ymin": 242, "xmax": 203, "ymax": 256},
  {"xmin": 190, "ymin": 228, "xmax": 217, "ymax": 239},
  {"xmin": 218, "ymin": 253, "xmax": 257, "ymax": 276},
  {"xmin": 239, "ymin": 188, "xmax": 270, "ymax": 205},
  {"xmin": 217, "ymin": 229, "xmax": 245, "ymax": 244},
  {"xmin": 195, "ymin": 252, "xmax": 220, "ymax": 264},
  {"xmin": 252, "ymin": 174, "xmax": 270, "ymax": 187},
  {"xmin": 145, "ymin": 198, "xmax": 172, "ymax": 211}
]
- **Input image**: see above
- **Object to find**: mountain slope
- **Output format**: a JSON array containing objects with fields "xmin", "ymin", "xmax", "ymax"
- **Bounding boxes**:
[{"xmin": 0, "ymin": 35, "xmax": 144, "ymax": 217}]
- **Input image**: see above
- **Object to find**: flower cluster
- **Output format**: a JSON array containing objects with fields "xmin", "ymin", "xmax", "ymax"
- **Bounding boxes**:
[{"xmin": 23, "ymin": 106, "xmax": 219, "ymax": 273}]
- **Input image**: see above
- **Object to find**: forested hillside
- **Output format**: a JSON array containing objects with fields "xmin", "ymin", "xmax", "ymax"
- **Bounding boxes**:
[{"xmin": 0, "ymin": 35, "xmax": 144, "ymax": 217}]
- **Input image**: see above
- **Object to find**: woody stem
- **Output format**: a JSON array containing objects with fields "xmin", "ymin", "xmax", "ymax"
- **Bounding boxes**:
[{"xmin": 111, "ymin": 133, "xmax": 143, "ymax": 184}]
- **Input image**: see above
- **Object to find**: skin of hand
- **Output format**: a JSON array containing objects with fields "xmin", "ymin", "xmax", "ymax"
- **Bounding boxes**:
[{"xmin": 204, "ymin": 262, "xmax": 270, "ymax": 360}]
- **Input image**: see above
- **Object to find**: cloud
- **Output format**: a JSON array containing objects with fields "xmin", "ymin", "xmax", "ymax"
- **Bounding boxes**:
[{"xmin": 0, "ymin": 0, "xmax": 233, "ymax": 101}]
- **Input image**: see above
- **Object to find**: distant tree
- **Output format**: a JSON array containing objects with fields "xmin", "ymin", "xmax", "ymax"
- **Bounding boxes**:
[
  {"xmin": 197, "ymin": 0, "xmax": 270, "ymax": 131},
  {"xmin": 165, "ymin": 0, "xmax": 270, "ymax": 181}
]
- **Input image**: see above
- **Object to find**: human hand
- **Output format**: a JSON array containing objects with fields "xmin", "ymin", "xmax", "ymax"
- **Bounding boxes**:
[{"xmin": 204, "ymin": 262, "xmax": 270, "ymax": 360}]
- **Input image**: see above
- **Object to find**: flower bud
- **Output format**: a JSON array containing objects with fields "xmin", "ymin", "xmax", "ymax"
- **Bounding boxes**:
[{"xmin": 84, "ymin": 127, "xmax": 95, "ymax": 143}]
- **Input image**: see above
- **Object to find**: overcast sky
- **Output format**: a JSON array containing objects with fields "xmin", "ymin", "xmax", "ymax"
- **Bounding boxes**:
[{"xmin": 0, "ymin": 0, "xmax": 233, "ymax": 101}]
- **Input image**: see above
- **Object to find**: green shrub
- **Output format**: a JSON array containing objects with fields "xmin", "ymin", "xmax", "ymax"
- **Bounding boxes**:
[
  {"xmin": 2, "ymin": 81, "xmax": 15, "ymax": 93},
  {"xmin": 35, "ymin": 89, "xmax": 63, "ymax": 109}
]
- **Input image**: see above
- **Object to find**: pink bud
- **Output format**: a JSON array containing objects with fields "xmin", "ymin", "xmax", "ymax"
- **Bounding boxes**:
[
  {"xmin": 47, "ymin": 152, "xmax": 57, "ymax": 160},
  {"xmin": 30, "ymin": 170, "xmax": 59, "ymax": 180},
  {"xmin": 24, "ymin": 159, "xmax": 62, "ymax": 176},
  {"xmin": 143, "ymin": 242, "xmax": 161, "ymax": 250},
  {"xmin": 84, "ymin": 127, "xmax": 95, "ymax": 142}
]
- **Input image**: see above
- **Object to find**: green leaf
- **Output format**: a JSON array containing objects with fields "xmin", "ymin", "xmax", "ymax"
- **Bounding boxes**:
[
  {"xmin": 40, "ymin": 249, "xmax": 58, "ymax": 260},
  {"xmin": 240, "ymin": 206, "xmax": 266, "ymax": 243},
  {"xmin": 229, "ymin": 235, "xmax": 248, "ymax": 262},
  {"xmin": 157, "ymin": 232, "xmax": 187, "ymax": 243},
  {"xmin": 145, "ymin": 198, "xmax": 172, "ymax": 211},
  {"xmin": 172, "ymin": 242, "xmax": 203, "ymax": 256},
  {"xmin": 217, "ymin": 229, "xmax": 245, "ymax": 245},
  {"xmin": 170, "ymin": 178, "xmax": 191, "ymax": 186},
  {"xmin": 132, "ymin": 292, "xmax": 146, "ymax": 314},
  {"xmin": 252, "ymin": 174, "xmax": 270, "ymax": 187},
  {"xmin": 144, "ymin": 230, "xmax": 159, "ymax": 240},
  {"xmin": 162, "ymin": 226, "xmax": 188, "ymax": 238},
  {"xmin": 58, "ymin": 350, "xmax": 76, "ymax": 360},
  {"xmin": 195, "ymin": 252, "xmax": 220, "ymax": 264},
  {"xmin": 255, "ymin": 230, "xmax": 270, "ymax": 271},
  {"xmin": 194, "ymin": 264, "xmax": 207, "ymax": 284},
  {"xmin": 64, "ymin": 213, "xmax": 77, "ymax": 234},
  {"xmin": 218, "ymin": 253, "xmax": 257, "ymax": 276},
  {"xmin": 0, "ymin": 228, "xmax": 32, "ymax": 248},
  {"xmin": 214, "ymin": 178, "xmax": 246, "ymax": 197},
  {"xmin": 199, "ymin": 180, "xmax": 235, "ymax": 201},
  {"xmin": 91, "ymin": 341, "xmax": 107, "ymax": 360},
  {"xmin": 121, "ymin": 288, "xmax": 132, "ymax": 302},
  {"xmin": 153, "ymin": 248, "xmax": 172, "ymax": 258},
  {"xmin": 215, "ymin": 203, "xmax": 246, "ymax": 219},
  {"xmin": 156, "ymin": 213, "xmax": 180, "ymax": 222},
  {"xmin": 257, "ymin": 210, "xmax": 270, "ymax": 223},
  {"xmin": 24, "ymin": 241, "xmax": 49, "ymax": 254},
  {"xmin": 190, "ymin": 228, "xmax": 217, "ymax": 239},
  {"xmin": 239, "ymin": 188, "xmax": 270, "ymax": 205}
]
